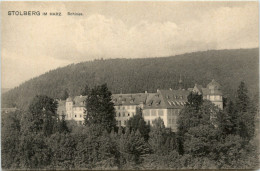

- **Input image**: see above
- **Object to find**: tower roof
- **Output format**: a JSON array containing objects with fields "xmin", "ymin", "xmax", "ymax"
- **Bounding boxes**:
[
  {"xmin": 207, "ymin": 79, "xmax": 221, "ymax": 89},
  {"xmin": 66, "ymin": 97, "xmax": 73, "ymax": 102}
]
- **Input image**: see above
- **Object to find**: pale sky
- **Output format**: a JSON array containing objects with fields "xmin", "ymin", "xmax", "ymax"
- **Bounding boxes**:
[{"xmin": 1, "ymin": 1, "xmax": 259, "ymax": 88}]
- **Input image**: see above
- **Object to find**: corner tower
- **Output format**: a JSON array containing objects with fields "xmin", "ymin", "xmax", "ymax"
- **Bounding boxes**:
[{"xmin": 206, "ymin": 79, "xmax": 223, "ymax": 109}]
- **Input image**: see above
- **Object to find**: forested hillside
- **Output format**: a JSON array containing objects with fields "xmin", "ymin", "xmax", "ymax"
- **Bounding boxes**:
[{"xmin": 2, "ymin": 48, "xmax": 259, "ymax": 109}]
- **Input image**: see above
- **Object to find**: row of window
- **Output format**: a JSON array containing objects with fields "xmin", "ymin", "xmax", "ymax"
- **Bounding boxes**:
[
  {"xmin": 115, "ymin": 105, "xmax": 136, "ymax": 110},
  {"xmin": 205, "ymin": 95, "xmax": 222, "ymax": 100},
  {"xmin": 168, "ymin": 109, "xmax": 181, "ymax": 115},
  {"xmin": 143, "ymin": 109, "xmax": 164, "ymax": 116},
  {"xmin": 74, "ymin": 114, "xmax": 83, "ymax": 118},
  {"xmin": 117, "ymin": 120, "xmax": 127, "ymax": 126},
  {"xmin": 74, "ymin": 107, "xmax": 84, "ymax": 111},
  {"xmin": 168, "ymin": 118, "xmax": 177, "ymax": 124},
  {"xmin": 116, "ymin": 112, "xmax": 135, "ymax": 117}
]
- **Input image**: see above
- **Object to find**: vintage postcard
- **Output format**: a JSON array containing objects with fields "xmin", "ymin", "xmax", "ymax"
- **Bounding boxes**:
[{"xmin": 1, "ymin": 1, "xmax": 259, "ymax": 170}]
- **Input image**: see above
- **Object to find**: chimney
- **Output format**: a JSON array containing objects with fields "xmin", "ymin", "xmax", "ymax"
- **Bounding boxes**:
[
  {"xmin": 145, "ymin": 91, "xmax": 148, "ymax": 94},
  {"xmin": 157, "ymin": 89, "xmax": 159, "ymax": 92},
  {"xmin": 169, "ymin": 88, "xmax": 172, "ymax": 91}
]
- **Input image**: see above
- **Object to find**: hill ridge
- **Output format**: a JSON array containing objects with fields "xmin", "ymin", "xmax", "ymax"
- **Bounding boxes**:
[{"xmin": 2, "ymin": 48, "xmax": 259, "ymax": 109}]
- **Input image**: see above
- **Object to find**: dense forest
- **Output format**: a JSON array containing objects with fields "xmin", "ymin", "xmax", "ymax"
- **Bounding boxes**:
[
  {"xmin": 2, "ymin": 83, "xmax": 259, "ymax": 169},
  {"xmin": 2, "ymin": 48, "xmax": 259, "ymax": 110}
]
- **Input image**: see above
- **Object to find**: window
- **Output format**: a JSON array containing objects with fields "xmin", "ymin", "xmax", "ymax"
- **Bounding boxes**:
[
  {"xmin": 118, "ymin": 112, "xmax": 121, "ymax": 117},
  {"xmin": 158, "ymin": 110, "xmax": 164, "ymax": 116},
  {"xmin": 128, "ymin": 113, "xmax": 130, "ymax": 116},
  {"xmin": 124, "ymin": 120, "xmax": 126, "ymax": 125},
  {"xmin": 144, "ymin": 110, "xmax": 150, "ymax": 116},
  {"xmin": 75, "ymin": 115, "xmax": 77, "ymax": 118},
  {"xmin": 151, "ymin": 110, "xmax": 156, "ymax": 116},
  {"xmin": 80, "ymin": 115, "xmax": 82, "ymax": 118},
  {"xmin": 123, "ymin": 112, "xmax": 125, "ymax": 117}
]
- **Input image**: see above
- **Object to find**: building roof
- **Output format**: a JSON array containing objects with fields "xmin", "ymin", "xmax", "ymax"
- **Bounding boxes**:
[
  {"xmin": 193, "ymin": 84, "xmax": 203, "ymax": 94},
  {"xmin": 112, "ymin": 93, "xmax": 149, "ymax": 106},
  {"xmin": 66, "ymin": 97, "xmax": 73, "ymax": 102},
  {"xmin": 73, "ymin": 95, "xmax": 87, "ymax": 107},
  {"xmin": 207, "ymin": 79, "xmax": 221, "ymax": 89},
  {"xmin": 188, "ymin": 79, "xmax": 223, "ymax": 96},
  {"xmin": 144, "ymin": 89, "xmax": 189, "ymax": 109}
]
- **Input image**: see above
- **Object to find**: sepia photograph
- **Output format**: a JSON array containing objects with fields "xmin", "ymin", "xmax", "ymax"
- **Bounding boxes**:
[{"xmin": 1, "ymin": 1, "xmax": 259, "ymax": 170}]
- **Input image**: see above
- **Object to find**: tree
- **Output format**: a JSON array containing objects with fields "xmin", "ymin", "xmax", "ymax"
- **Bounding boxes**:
[
  {"xmin": 1, "ymin": 111, "xmax": 21, "ymax": 169},
  {"xmin": 84, "ymin": 84, "xmax": 116, "ymax": 132},
  {"xmin": 235, "ymin": 82, "xmax": 256, "ymax": 140},
  {"xmin": 236, "ymin": 81, "xmax": 250, "ymax": 113},
  {"xmin": 187, "ymin": 92, "xmax": 203, "ymax": 111},
  {"xmin": 27, "ymin": 95, "xmax": 58, "ymax": 136},
  {"xmin": 217, "ymin": 100, "xmax": 239, "ymax": 138},
  {"xmin": 122, "ymin": 130, "xmax": 151, "ymax": 165},
  {"xmin": 126, "ymin": 107, "xmax": 150, "ymax": 141},
  {"xmin": 19, "ymin": 132, "xmax": 52, "ymax": 169},
  {"xmin": 177, "ymin": 100, "xmax": 220, "ymax": 156},
  {"xmin": 148, "ymin": 118, "xmax": 167, "ymax": 155},
  {"xmin": 58, "ymin": 114, "xmax": 69, "ymax": 133},
  {"xmin": 47, "ymin": 133, "xmax": 77, "ymax": 169}
]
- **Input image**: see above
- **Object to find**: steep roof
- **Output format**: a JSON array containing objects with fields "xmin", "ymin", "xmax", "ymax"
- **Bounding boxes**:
[
  {"xmin": 193, "ymin": 84, "xmax": 203, "ymax": 94},
  {"xmin": 145, "ymin": 93, "xmax": 167, "ymax": 109},
  {"xmin": 112, "ymin": 93, "xmax": 149, "ymax": 106},
  {"xmin": 144, "ymin": 89, "xmax": 189, "ymax": 109},
  {"xmin": 201, "ymin": 88, "xmax": 210, "ymax": 95},
  {"xmin": 207, "ymin": 79, "xmax": 221, "ymax": 89},
  {"xmin": 73, "ymin": 95, "xmax": 87, "ymax": 107},
  {"xmin": 66, "ymin": 97, "xmax": 73, "ymax": 102}
]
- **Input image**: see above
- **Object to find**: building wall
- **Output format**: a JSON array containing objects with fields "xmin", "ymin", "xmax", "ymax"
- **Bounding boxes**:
[
  {"xmin": 166, "ymin": 108, "xmax": 181, "ymax": 132},
  {"xmin": 66, "ymin": 101, "xmax": 85, "ymax": 124},
  {"xmin": 115, "ymin": 105, "xmax": 137, "ymax": 126},
  {"xmin": 143, "ymin": 108, "xmax": 182, "ymax": 132},
  {"xmin": 143, "ymin": 109, "xmax": 167, "ymax": 125},
  {"xmin": 66, "ymin": 101, "xmax": 73, "ymax": 120},
  {"xmin": 72, "ymin": 106, "xmax": 85, "ymax": 124},
  {"xmin": 203, "ymin": 95, "xmax": 223, "ymax": 109}
]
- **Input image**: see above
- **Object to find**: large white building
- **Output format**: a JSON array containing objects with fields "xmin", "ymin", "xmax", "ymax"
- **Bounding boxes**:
[{"xmin": 57, "ymin": 79, "xmax": 223, "ymax": 131}]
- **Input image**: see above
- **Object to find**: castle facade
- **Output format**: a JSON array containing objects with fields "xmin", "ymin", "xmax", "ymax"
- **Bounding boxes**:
[{"xmin": 57, "ymin": 79, "xmax": 223, "ymax": 132}]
